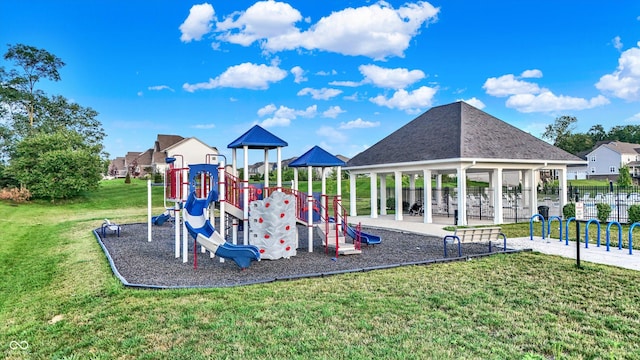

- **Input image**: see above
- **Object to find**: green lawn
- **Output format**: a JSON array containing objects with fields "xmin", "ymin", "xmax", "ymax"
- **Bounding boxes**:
[{"xmin": 2, "ymin": 179, "xmax": 640, "ymax": 359}]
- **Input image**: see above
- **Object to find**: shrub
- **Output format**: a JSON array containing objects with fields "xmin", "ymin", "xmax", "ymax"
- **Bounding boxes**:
[
  {"xmin": 596, "ymin": 203, "xmax": 611, "ymax": 223},
  {"xmin": 563, "ymin": 203, "xmax": 575, "ymax": 218},
  {"xmin": 0, "ymin": 187, "xmax": 32, "ymax": 203},
  {"xmin": 153, "ymin": 172, "xmax": 163, "ymax": 184},
  {"xmin": 628, "ymin": 205, "xmax": 640, "ymax": 224},
  {"xmin": 124, "ymin": 172, "xmax": 131, "ymax": 184}
]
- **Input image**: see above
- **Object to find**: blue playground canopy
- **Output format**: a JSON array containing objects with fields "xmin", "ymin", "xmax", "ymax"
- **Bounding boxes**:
[
  {"xmin": 227, "ymin": 125, "xmax": 288, "ymax": 150},
  {"xmin": 288, "ymin": 145, "xmax": 345, "ymax": 167}
]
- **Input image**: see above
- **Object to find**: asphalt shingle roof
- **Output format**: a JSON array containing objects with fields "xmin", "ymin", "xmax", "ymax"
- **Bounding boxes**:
[{"xmin": 347, "ymin": 101, "xmax": 583, "ymax": 167}]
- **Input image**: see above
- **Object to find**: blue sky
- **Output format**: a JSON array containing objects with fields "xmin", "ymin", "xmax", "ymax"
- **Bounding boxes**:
[{"xmin": 2, "ymin": 1, "xmax": 640, "ymax": 163}]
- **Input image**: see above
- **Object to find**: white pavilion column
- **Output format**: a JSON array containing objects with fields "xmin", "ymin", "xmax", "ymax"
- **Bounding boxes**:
[
  {"xmin": 293, "ymin": 168, "xmax": 299, "ymax": 191},
  {"xmin": 336, "ymin": 166, "xmax": 343, "ymax": 234},
  {"xmin": 243, "ymin": 145, "xmax": 249, "ymax": 245},
  {"xmin": 276, "ymin": 147, "xmax": 282, "ymax": 191},
  {"xmin": 559, "ymin": 167, "xmax": 567, "ymax": 208},
  {"xmin": 307, "ymin": 165, "xmax": 314, "ymax": 252},
  {"xmin": 380, "ymin": 174, "xmax": 387, "ymax": 216},
  {"xmin": 436, "ymin": 173, "xmax": 443, "ymax": 211},
  {"xmin": 349, "ymin": 173, "xmax": 357, "ymax": 216},
  {"xmin": 423, "ymin": 169, "xmax": 432, "ymax": 223},
  {"xmin": 394, "ymin": 171, "xmax": 403, "ymax": 221},
  {"xmin": 321, "ymin": 167, "xmax": 327, "ymax": 220},
  {"xmin": 370, "ymin": 172, "xmax": 378, "ymax": 218},
  {"xmin": 232, "ymin": 148, "xmax": 237, "ymax": 176},
  {"xmin": 409, "ymin": 174, "xmax": 416, "ymax": 206},
  {"xmin": 264, "ymin": 149, "xmax": 269, "ymax": 190},
  {"xmin": 528, "ymin": 169, "xmax": 537, "ymax": 218},
  {"xmin": 493, "ymin": 168, "xmax": 504, "ymax": 224},
  {"xmin": 456, "ymin": 166, "xmax": 467, "ymax": 226}
]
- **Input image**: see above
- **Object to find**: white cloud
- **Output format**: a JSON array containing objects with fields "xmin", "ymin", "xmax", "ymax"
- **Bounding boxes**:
[
  {"xmin": 257, "ymin": 103, "xmax": 277, "ymax": 117},
  {"xmin": 483, "ymin": 74, "xmax": 541, "ymax": 97},
  {"xmin": 485, "ymin": 69, "xmax": 611, "ymax": 112},
  {"xmin": 316, "ymin": 70, "xmax": 337, "ymax": 76},
  {"xmin": 596, "ymin": 42, "xmax": 640, "ymax": 101},
  {"xmin": 216, "ymin": 1, "xmax": 302, "ymax": 46},
  {"xmin": 625, "ymin": 112, "xmax": 640, "ymax": 122},
  {"xmin": 179, "ymin": 3, "xmax": 215, "ymax": 43},
  {"xmin": 260, "ymin": 117, "xmax": 292, "ymax": 127},
  {"xmin": 257, "ymin": 104, "xmax": 317, "ymax": 128},
  {"xmin": 183, "ymin": 62, "xmax": 287, "ymax": 91},
  {"xmin": 339, "ymin": 118, "xmax": 380, "ymax": 129},
  {"xmin": 316, "ymin": 126, "xmax": 347, "ymax": 143},
  {"xmin": 459, "ymin": 97, "xmax": 485, "ymax": 109},
  {"xmin": 359, "ymin": 64, "xmax": 425, "ymax": 89},
  {"xmin": 613, "ymin": 36, "xmax": 623, "ymax": 51},
  {"xmin": 290, "ymin": 66, "xmax": 307, "ymax": 83},
  {"xmin": 369, "ymin": 86, "xmax": 437, "ymax": 112},
  {"xmin": 297, "ymin": 87, "xmax": 342, "ymax": 100},
  {"xmin": 192, "ymin": 123, "xmax": 216, "ymax": 129},
  {"xmin": 329, "ymin": 80, "xmax": 362, "ymax": 87},
  {"xmin": 323, "ymin": 106, "xmax": 345, "ymax": 118},
  {"xmin": 210, "ymin": 1, "xmax": 439, "ymax": 60},
  {"xmin": 506, "ymin": 91, "xmax": 610, "ymax": 113},
  {"xmin": 148, "ymin": 85, "xmax": 175, "ymax": 92},
  {"xmin": 521, "ymin": 69, "xmax": 543, "ymax": 78},
  {"xmin": 137, "ymin": 91, "xmax": 143, "ymax": 97}
]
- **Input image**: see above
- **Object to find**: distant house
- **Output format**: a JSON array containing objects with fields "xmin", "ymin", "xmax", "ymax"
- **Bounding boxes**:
[
  {"xmin": 584, "ymin": 141, "xmax": 640, "ymax": 182},
  {"xmin": 109, "ymin": 134, "xmax": 218, "ymax": 178}
]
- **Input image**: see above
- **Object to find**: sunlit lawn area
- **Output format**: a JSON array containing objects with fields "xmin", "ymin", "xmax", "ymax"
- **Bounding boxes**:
[{"xmin": 1, "ymin": 179, "xmax": 640, "ymax": 359}]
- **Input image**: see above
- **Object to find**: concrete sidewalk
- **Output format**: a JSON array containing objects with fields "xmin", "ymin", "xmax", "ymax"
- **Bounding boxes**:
[{"xmin": 349, "ymin": 215, "xmax": 639, "ymax": 271}]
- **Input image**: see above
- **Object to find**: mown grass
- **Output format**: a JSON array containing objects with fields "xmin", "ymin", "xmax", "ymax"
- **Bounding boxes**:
[{"xmin": 2, "ymin": 179, "xmax": 640, "ymax": 359}]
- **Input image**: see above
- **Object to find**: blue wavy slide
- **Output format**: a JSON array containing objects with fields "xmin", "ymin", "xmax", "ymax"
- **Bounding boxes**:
[
  {"xmin": 345, "ymin": 224, "xmax": 382, "ymax": 245},
  {"xmin": 183, "ymin": 191, "xmax": 260, "ymax": 269}
]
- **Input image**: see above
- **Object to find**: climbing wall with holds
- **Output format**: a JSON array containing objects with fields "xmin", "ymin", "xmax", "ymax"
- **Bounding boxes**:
[{"xmin": 249, "ymin": 191, "xmax": 298, "ymax": 260}]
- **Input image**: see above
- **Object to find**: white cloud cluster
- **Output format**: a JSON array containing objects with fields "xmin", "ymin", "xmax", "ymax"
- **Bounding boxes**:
[
  {"xmin": 297, "ymin": 87, "xmax": 342, "ymax": 100},
  {"xmin": 370, "ymin": 86, "xmax": 437, "ymax": 113},
  {"xmin": 181, "ymin": 1, "xmax": 439, "ymax": 60},
  {"xmin": 484, "ymin": 69, "xmax": 610, "ymax": 112},
  {"xmin": 322, "ymin": 106, "xmax": 345, "ymax": 118},
  {"xmin": 359, "ymin": 64, "xmax": 425, "ymax": 89},
  {"xmin": 257, "ymin": 103, "xmax": 317, "ymax": 127},
  {"xmin": 339, "ymin": 118, "xmax": 380, "ymax": 129},
  {"xmin": 290, "ymin": 66, "xmax": 307, "ymax": 83},
  {"xmin": 458, "ymin": 97, "xmax": 485, "ymax": 109},
  {"xmin": 148, "ymin": 85, "xmax": 175, "ymax": 92},
  {"xmin": 316, "ymin": 126, "xmax": 347, "ymax": 143},
  {"xmin": 596, "ymin": 42, "xmax": 640, "ymax": 101},
  {"xmin": 179, "ymin": 3, "xmax": 215, "ymax": 43},
  {"xmin": 183, "ymin": 62, "xmax": 287, "ymax": 92}
]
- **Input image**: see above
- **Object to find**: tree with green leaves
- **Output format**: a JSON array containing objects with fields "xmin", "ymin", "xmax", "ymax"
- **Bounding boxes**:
[
  {"xmin": 617, "ymin": 164, "xmax": 632, "ymax": 188},
  {"xmin": 8, "ymin": 129, "xmax": 103, "ymax": 200},
  {"xmin": 542, "ymin": 115, "xmax": 577, "ymax": 149},
  {"xmin": 3, "ymin": 44, "xmax": 65, "ymax": 127},
  {"xmin": 1, "ymin": 43, "xmax": 106, "ymax": 199}
]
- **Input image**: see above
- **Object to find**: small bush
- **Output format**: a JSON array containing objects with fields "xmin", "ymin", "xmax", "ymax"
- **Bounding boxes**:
[
  {"xmin": 628, "ymin": 205, "xmax": 640, "ymax": 224},
  {"xmin": 563, "ymin": 203, "xmax": 575, "ymax": 218},
  {"xmin": 0, "ymin": 187, "xmax": 32, "ymax": 203},
  {"xmin": 124, "ymin": 172, "xmax": 131, "ymax": 184},
  {"xmin": 153, "ymin": 172, "xmax": 163, "ymax": 184},
  {"xmin": 596, "ymin": 203, "xmax": 612, "ymax": 223}
]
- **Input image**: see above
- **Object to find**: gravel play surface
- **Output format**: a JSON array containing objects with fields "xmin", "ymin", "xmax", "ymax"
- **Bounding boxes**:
[{"xmin": 95, "ymin": 222, "xmax": 509, "ymax": 288}]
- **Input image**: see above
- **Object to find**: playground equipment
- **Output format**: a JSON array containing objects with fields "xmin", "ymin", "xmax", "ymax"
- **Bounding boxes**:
[{"xmin": 183, "ymin": 190, "xmax": 260, "ymax": 269}]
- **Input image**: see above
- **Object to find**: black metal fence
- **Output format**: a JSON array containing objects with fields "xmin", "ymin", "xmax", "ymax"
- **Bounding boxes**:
[{"xmin": 382, "ymin": 185, "xmax": 640, "ymax": 223}]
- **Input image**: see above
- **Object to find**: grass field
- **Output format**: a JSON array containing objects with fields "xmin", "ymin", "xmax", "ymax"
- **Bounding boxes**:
[{"xmin": 2, "ymin": 179, "xmax": 640, "ymax": 359}]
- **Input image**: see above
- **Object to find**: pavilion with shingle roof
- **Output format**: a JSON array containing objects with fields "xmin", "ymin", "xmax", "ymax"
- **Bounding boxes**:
[{"xmin": 345, "ymin": 101, "xmax": 586, "ymax": 225}]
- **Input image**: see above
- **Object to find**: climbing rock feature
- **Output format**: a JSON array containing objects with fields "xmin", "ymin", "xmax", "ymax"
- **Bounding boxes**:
[{"xmin": 249, "ymin": 191, "xmax": 298, "ymax": 259}]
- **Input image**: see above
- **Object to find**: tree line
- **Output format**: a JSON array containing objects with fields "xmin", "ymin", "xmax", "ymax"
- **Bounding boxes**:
[
  {"xmin": 542, "ymin": 115, "xmax": 640, "ymax": 156},
  {"xmin": 0, "ymin": 44, "xmax": 106, "ymax": 200}
]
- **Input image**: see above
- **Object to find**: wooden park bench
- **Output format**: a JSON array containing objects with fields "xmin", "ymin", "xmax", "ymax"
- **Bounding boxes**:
[{"xmin": 443, "ymin": 226, "xmax": 507, "ymax": 257}]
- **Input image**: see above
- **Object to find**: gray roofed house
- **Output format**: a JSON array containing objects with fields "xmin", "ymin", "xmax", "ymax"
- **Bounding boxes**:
[{"xmin": 345, "ymin": 101, "xmax": 586, "ymax": 226}]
